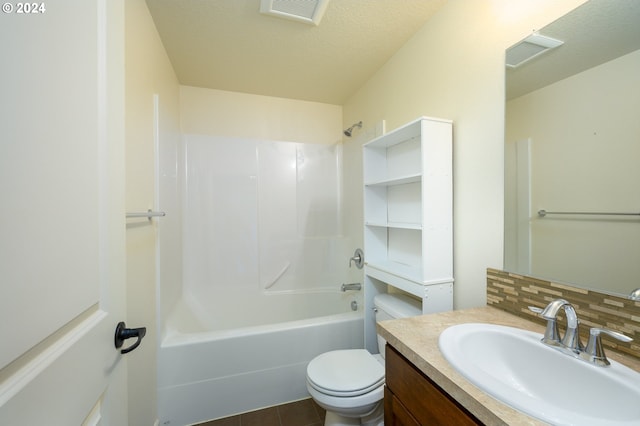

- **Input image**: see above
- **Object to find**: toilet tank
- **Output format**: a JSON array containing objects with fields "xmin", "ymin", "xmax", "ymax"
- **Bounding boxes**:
[{"xmin": 374, "ymin": 293, "xmax": 422, "ymax": 357}]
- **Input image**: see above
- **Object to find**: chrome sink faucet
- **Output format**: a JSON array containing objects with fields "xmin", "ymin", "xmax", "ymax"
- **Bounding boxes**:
[
  {"xmin": 542, "ymin": 298, "xmax": 583, "ymax": 352},
  {"xmin": 529, "ymin": 298, "xmax": 582, "ymax": 352},
  {"xmin": 530, "ymin": 298, "xmax": 633, "ymax": 366}
]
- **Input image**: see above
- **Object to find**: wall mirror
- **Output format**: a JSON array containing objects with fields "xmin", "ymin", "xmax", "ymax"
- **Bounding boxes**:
[{"xmin": 504, "ymin": 0, "xmax": 640, "ymax": 297}]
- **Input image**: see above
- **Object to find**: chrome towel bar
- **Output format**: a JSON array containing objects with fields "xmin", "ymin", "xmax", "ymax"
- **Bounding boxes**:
[
  {"xmin": 126, "ymin": 210, "xmax": 166, "ymax": 219},
  {"xmin": 538, "ymin": 209, "xmax": 640, "ymax": 217}
]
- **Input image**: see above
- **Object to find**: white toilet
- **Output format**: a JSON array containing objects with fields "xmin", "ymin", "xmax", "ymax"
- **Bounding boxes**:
[{"xmin": 306, "ymin": 293, "xmax": 422, "ymax": 426}]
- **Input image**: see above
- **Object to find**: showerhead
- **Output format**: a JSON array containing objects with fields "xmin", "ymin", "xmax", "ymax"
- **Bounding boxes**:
[{"xmin": 343, "ymin": 121, "xmax": 362, "ymax": 137}]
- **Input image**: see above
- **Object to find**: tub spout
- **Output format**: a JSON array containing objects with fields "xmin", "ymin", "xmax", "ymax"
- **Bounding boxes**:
[{"xmin": 341, "ymin": 283, "xmax": 362, "ymax": 292}]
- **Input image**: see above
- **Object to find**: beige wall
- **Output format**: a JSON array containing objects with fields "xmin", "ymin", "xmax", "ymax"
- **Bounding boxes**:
[
  {"xmin": 125, "ymin": 1, "xmax": 180, "ymax": 425},
  {"xmin": 180, "ymin": 85, "xmax": 343, "ymax": 144},
  {"xmin": 506, "ymin": 49, "xmax": 640, "ymax": 294},
  {"xmin": 342, "ymin": 0, "xmax": 586, "ymax": 309},
  {"xmin": 122, "ymin": 0, "xmax": 595, "ymax": 421}
]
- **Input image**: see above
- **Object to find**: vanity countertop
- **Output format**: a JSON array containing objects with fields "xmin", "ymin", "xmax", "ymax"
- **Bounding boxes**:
[{"xmin": 377, "ymin": 306, "xmax": 640, "ymax": 425}]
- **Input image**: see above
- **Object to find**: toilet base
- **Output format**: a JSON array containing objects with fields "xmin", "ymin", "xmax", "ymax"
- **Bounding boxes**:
[
  {"xmin": 324, "ymin": 411, "xmax": 360, "ymax": 426},
  {"xmin": 323, "ymin": 403, "xmax": 384, "ymax": 426}
]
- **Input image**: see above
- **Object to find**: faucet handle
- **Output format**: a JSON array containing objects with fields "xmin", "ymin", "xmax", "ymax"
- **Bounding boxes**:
[
  {"xmin": 528, "ymin": 306, "xmax": 561, "ymax": 346},
  {"xmin": 349, "ymin": 248, "xmax": 364, "ymax": 269},
  {"xmin": 581, "ymin": 327, "xmax": 633, "ymax": 366},
  {"xmin": 528, "ymin": 306, "xmax": 543, "ymax": 314}
]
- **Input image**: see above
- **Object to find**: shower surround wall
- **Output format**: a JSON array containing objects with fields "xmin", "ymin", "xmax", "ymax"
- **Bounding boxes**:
[
  {"xmin": 156, "ymin": 133, "xmax": 364, "ymax": 424},
  {"xmin": 182, "ymin": 134, "xmax": 350, "ymax": 307}
]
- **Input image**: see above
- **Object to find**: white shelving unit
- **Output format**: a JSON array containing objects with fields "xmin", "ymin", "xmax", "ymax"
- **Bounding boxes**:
[{"xmin": 363, "ymin": 116, "xmax": 453, "ymax": 352}]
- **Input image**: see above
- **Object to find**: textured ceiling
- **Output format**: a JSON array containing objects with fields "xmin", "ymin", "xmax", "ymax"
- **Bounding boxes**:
[
  {"xmin": 145, "ymin": 0, "xmax": 448, "ymax": 105},
  {"xmin": 506, "ymin": 0, "xmax": 640, "ymax": 100}
]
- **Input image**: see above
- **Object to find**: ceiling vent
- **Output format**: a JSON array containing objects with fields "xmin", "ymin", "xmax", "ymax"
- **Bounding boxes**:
[
  {"xmin": 260, "ymin": 0, "xmax": 330, "ymax": 26},
  {"xmin": 506, "ymin": 33, "xmax": 564, "ymax": 69}
]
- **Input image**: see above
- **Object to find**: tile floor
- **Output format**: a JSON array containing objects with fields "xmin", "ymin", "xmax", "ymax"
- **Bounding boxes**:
[{"xmin": 196, "ymin": 398, "xmax": 325, "ymax": 426}]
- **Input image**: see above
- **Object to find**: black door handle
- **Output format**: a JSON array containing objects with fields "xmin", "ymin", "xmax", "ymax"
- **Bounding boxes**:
[{"xmin": 114, "ymin": 321, "xmax": 147, "ymax": 354}]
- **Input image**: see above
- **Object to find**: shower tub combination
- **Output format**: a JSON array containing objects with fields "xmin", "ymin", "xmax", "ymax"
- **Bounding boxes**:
[
  {"xmin": 158, "ymin": 293, "xmax": 362, "ymax": 425},
  {"xmin": 157, "ymin": 135, "xmax": 363, "ymax": 425}
]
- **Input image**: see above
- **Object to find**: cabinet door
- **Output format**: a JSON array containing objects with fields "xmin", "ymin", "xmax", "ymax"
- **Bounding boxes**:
[
  {"xmin": 385, "ymin": 387, "xmax": 421, "ymax": 426},
  {"xmin": 385, "ymin": 345, "xmax": 483, "ymax": 426}
]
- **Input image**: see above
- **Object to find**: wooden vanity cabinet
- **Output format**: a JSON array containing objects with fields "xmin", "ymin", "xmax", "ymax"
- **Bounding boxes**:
[{"xmin": 385, "ymin": 344, "xmax": 484, "ymax": 426}]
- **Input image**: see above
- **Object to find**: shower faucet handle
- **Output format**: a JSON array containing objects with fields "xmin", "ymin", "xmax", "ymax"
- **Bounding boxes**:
[{"xmin": 349, "ymin": 248, "xmax": 364, "ymax": 269}]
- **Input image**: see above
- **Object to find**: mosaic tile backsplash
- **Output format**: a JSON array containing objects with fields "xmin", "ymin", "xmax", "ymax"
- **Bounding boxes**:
[{"xmin": 487, "ymin": 268, "xmax": 640, "ymax": 360}]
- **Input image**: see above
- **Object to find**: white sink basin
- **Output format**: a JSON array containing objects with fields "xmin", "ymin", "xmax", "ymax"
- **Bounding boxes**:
[{"xmin": 439, "ymin": 323, "xmax": 640, "ymax": 426}]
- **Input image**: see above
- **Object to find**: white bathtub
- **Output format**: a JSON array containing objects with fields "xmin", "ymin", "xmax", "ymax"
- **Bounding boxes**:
[{"xmin": 157, "ymin": 292, "xmax": 364, "ymax": 426}]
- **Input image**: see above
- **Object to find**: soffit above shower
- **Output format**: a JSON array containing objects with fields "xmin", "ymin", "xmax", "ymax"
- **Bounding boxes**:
[
  {"xmin": 144, "ymin": 0, "xmax": 448, "ymax": 105},
  {"xmin": 260, "ymin": 0, "xmax": 330, "ymax": 26}
]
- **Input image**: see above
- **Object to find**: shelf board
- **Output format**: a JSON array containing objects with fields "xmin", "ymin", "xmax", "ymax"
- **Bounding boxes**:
[
  {"xmin": 365, "ymin": 261, "xmax": 454, "ymax": 286},
  {"xmin": 364, "ymin": 116, "xmax": 452, "ymax": 149},
  {"xmin": 365, "ymin": 263, "xmax": 423, "ymax": 298},
  {"xmin": 364, "ymin": 118, "xmax": 423, "ymax": 149},
  {"xmin": 365, "ymin": 261, "xmax": 422, "ymax": 284},
  {"xmin": 364, "ymin": 173, "xmax": 421, "ymax": 187},
  {"xmin": 365, "ymin": 221, "xmax": 422, "ymax": 230}
]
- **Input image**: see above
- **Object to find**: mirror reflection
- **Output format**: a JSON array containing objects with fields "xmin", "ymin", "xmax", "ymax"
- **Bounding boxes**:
[{"xmin": 504, "ymin": 0, "xmax": 640, "ymax": 296}]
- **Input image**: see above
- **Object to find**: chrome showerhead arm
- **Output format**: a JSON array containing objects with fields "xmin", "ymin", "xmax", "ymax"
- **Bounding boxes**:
[{"xmin": 343, "ymin": 121, "xmax": 362, "ymax": 137}]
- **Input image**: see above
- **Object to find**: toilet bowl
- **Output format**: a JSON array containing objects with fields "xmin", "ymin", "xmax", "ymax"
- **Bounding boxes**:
[{"xmin": 306, "ymin": 293, "xmax": 421, "ymax": 426}]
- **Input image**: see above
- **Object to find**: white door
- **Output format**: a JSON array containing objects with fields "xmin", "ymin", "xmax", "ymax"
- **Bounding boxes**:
[{"xmin": 0, "ymin": 0, "xmax": 129, "ymax": 424}]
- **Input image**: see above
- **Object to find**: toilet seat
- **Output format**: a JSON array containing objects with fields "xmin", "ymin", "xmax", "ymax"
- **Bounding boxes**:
[{"xmin": 306, "ymin": 349, "xmax": 385, "ymax": 397}]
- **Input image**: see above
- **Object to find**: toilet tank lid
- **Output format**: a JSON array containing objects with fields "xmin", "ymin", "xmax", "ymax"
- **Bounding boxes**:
[{"xmin": 373, "ymin": 293, "xmax": 421, "ymax": 318}]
